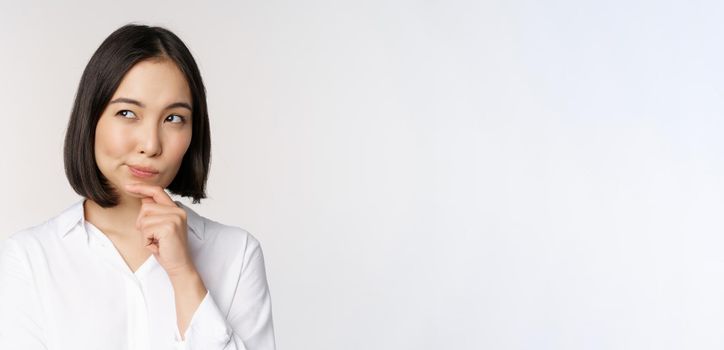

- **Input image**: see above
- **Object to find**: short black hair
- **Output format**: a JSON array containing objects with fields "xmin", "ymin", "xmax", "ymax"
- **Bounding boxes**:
[{"xmin": 64, "ymin": 23, "xmax": 211, "ymax": 208}]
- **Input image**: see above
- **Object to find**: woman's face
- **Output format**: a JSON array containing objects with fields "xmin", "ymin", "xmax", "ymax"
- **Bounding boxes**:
[{"xmin": 94, "ymin": 58, "xmax": 193, "ymax": 201}]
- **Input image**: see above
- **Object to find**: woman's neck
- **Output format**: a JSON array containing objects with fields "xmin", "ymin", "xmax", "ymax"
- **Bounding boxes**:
[{"xmin": 83, "ymin": 195, "xmax": 144, "ymax": 238}]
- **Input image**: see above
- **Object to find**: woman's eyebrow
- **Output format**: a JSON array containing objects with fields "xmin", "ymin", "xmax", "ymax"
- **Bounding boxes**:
[{"xmin": 109, "ymin": 97, "xmax": 192, "ymax": 111}]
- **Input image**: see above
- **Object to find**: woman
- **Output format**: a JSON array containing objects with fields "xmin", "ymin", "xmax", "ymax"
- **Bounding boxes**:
[{"xmin": 0, "ymin": 24, "xmax": 276, "ymax": 349}]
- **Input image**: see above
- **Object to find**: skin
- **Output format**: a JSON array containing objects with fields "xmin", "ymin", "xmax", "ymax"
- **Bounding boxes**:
[{"xmin": 83, "ymin": 57, "xmax": 206, "ymax": 340}]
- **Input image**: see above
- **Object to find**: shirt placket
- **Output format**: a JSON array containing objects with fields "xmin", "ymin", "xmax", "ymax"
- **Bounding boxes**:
[{"xmin": 87, "ymin": 226, "xmax": 153, "ymax": 350}]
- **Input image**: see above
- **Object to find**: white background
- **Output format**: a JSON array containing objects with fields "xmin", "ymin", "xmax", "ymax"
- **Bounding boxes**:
[{"xmin": 1, "ymin": 0, "xmax": 723, "ymax": 349}]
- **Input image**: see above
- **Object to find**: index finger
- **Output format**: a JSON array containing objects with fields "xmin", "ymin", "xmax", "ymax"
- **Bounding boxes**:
[{"xmin": 124, "ymin": 183, "xmax": 176, "ymax": 206}]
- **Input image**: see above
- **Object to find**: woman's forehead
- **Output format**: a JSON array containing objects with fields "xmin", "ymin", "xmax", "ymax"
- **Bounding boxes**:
[{"xmin": 111, "ymin": 59, "xmax": 192, "ymax": 108}]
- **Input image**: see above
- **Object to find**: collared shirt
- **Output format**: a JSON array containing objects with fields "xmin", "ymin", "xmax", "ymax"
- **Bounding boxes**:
[{"xmin": 0, "ymin": 198, "xmax": 276, "ymax": 350}]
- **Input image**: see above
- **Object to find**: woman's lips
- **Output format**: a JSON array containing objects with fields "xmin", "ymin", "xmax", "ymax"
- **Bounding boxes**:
[{"xmin": 128, "ymin": 165, "xmax": 159, "ymax": 178}]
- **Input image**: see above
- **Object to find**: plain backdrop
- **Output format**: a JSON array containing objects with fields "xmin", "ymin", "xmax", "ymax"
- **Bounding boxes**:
[{"xmin": 1, "ymin": 0, "xmax": 724, "ymax": 349}]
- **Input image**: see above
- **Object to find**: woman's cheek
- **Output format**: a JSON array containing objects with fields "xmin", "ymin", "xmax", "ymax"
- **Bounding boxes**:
[{"xmin": 95, "ymin": 118, "xmax": 134, "ymax": 169}]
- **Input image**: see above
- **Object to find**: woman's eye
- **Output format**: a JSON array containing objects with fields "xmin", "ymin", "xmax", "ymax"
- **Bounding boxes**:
[
  {"xmin": 166, "ymin": 115, "xmax": 186, "ymax": 123},
  {"xmin": 116, "ymin": 110, "xmax": 136, "ymax": 119}
]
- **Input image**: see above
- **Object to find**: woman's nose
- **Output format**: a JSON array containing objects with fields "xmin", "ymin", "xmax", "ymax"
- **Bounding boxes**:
[{"xmin": 137, "ymin": 122, "xmax": 162, "ymax": 156}]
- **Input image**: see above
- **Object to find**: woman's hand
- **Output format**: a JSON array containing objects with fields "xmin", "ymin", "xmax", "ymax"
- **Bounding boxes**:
[
  {"xmin": 125, "ymin": 183, "xmax": 208, "ymax": 338},
  {"xmin": 125, "ymin": 183, "xmax": 196, "ymax": 278}
]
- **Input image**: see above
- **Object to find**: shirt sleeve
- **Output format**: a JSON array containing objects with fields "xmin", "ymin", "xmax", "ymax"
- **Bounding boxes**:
[
  {"xmin": 173, "ymin": 236, "xmax": 276, "ymax": 350},
  {"xmin": 0, "ymin": 237, "xmax": 48, "ymax": 349}
]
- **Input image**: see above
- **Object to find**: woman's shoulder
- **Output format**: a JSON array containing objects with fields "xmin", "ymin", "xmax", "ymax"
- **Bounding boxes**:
[
  {"xmin": 204, "ymin": 217, "xmax": 261, "ymax": 246},
  {"xmin": 2, "ymin": 199, "xmax": 83, "ymax": 252},
  {"xmin": 7, "ymin": 220, "xmax": 53, "ymax": 242},
  {"xmin": 176, "ymin": 201, "xmax": 264, "ymax": 250}
]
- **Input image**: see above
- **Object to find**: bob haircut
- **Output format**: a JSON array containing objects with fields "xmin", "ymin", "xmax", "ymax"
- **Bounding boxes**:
[{"xmin": 64, "ymin": 24, "xmax": 211, "ymax": 208}]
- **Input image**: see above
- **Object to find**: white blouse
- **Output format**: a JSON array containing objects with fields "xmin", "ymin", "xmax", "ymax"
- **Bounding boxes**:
[{"xmin": 0, "ymin": 199, "xmax": 276, "ymax": 349}]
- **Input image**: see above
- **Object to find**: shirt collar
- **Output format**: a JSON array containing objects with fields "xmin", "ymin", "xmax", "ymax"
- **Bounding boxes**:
[{"xmin": 56, "ymin": 198, "xmax": 205, "ymax": 240}]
